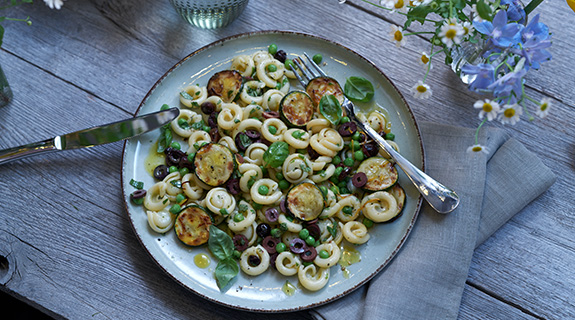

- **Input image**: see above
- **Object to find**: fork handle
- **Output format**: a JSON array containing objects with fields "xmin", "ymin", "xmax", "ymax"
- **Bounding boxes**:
[{"xmin": 356, "ymin": 120, "xmax": 460, "ymax": 214}]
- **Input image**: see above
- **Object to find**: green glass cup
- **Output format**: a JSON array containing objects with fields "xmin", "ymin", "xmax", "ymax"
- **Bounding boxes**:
[
  {"xmin": 169, "ymin": 0, "xmax": 249, "ymax": 29},
  {"xmin": 0, "ymin": 64, "xmax": 13, "ymax": 108}
]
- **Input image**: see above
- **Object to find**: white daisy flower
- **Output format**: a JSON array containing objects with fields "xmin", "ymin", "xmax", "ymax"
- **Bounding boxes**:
[
  {"xmin": 391, "ymin": 0, "xmax": 409, "ymax": 13},
  {"xmin": 467, "ymin": 144, "xmax": 489, "ymax": 154},
  {"xmin": 473, "ymin": 99, "xmax": 500, "ymax": 121},
  {"xmin": 380, "ymin": 0, "xmax": 395, "ymax": 8},
  {"xmin": 536, "ymin": 97, "xmax": 551, "ymax": 118},
  {"xmin": 499, "ymin": 104, "xmax": 523, "ymax": 125},
  {"xmin": 44, "ymin": 0, "xmax": 65, "ymax": 9},
  {"xmin": 438, "ymin": 21, "xmax": 464, "ymax": 48},
  {"xmin": 410, "ymin": 80, "xmax": 432, "ymax": 99},
  {"xmin": 418, "ymin": 52, "xmax": 433, "ymax": 70},
  {"xmin": 389, "ymin": 25, "xmax": 406, "ymax": 47},
  {"xmin": 461, "ymin": 21, "xmax": 474, "ymax": 39}
]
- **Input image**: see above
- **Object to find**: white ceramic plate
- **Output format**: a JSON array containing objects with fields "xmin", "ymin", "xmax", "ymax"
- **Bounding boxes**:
[{"xmin": 121, "ymin": 31, "xmax": 424, "ymax": 312}]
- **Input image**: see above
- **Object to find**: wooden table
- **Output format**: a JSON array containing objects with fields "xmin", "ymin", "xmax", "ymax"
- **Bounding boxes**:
[{"xmin": 1, "ymin": 0, "xmax": 572, "ymax": 319}]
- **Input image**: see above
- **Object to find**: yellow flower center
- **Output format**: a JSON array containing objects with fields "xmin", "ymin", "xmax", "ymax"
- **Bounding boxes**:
[
  {"xmin": 540, "ymin": 103, "xmax": 548, "ymax": 111},
  {"xmin": 394, "ymin": 30, "xmax": 403, "ymax": 41},
  {"xmin": 445, "ymin": 29, "xmax": 457, "ymax": 39},
  {"xmin": 421, "ymin": 54, "xmax": 429, "ymax": 64},
  {"xmin": 395, "ymin": 0, "xmax": 404, "ymax": 9},
  {"xmin": 482, "ymin": 103, "xmax": 492, "ymax": 113},
  {"xmin": 504, "ymin": 108, "xmax": 515, "ymax": 118},
  {"xmin": 417, "ymin": 85, "xmax": 427, "ymax": 93},
  {"xmin": 472, "ymin": 146, "xmax": 483, "ymax": 152},
  {"xmin": 463, "ymin": 26, "xmax": 469, "ymax": 35}
]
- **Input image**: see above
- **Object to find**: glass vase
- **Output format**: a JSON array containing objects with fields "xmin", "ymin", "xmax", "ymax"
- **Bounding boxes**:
[
  {"xmin": 450, "ymin": 39, "xmax": 487, "ymax": 85},
  {"xmin": 0, "ymin": 63, "xmax": 13, "ymax": 108}
]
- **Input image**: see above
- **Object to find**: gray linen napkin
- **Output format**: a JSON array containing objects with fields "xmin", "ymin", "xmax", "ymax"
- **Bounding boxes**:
[{"xmin": 310, "ymin": 121, "xmax": 556, "ymax": 320}]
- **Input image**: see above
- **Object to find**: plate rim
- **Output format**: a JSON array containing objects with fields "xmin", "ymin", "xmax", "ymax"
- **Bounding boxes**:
[{"xmin": 120, "ymin": 30, "xmax": 424, "ymax": 313}]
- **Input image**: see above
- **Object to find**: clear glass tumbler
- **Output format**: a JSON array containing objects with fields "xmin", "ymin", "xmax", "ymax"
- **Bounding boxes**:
[
  {"xmin": 0, "ymin": 63, "xmax": 13, "ymax": 108},
  {"xmin": 169, "ymin": 0, "xmax": 249, "ymax": 29}
]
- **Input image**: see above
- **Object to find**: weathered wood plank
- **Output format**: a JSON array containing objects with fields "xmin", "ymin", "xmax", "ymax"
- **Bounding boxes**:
[{"xmin": 459, "ymin": 284, "xmax": 539, "ymax": 320}]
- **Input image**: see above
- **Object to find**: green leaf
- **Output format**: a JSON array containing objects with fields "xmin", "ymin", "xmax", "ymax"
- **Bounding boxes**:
[
  {"xmin": 262, "ymin": 141, "xmax": 290, "ymax": 168},
  {"xmin": 405, "ymin": 4, "xmax": 431, "ymax": 26},
  {"xmin": 156, "ymin": 125, "xmax": 173, "ymax": 153},
  {"xmin": 180, "ymin": 91, "xmax": 194, "ymax": 100},
  {"xmin": 215, "ymin": 257, "xmax": 239, "ymax": 290},
  {"xmin": 477, "ymin": 0, "xmax": 493, "ymax": 21},
  {"xmin": 129, "ymin": 179, "xmax": 144, "ymax": 190},
  {"xmin": 344, "ymin": 76, "xmax": 374, "ymax": 103},
  {"xmin": 319, "ymin": 95, "xmax": 343, "ymax": 125},
  {"xmin": 208, "ymin": 225, "xmax": 235, "ymax": 260}
]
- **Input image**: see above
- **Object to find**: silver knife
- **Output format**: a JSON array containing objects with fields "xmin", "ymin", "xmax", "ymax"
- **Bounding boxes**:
[{"xmin": 0, "ymin": 107, "xmax": 179, "ymax": 165}]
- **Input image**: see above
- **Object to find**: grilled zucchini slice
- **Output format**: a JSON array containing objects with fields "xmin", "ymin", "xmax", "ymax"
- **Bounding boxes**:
[
  {"xmin": 194, "ymin": 143, "xmax": 235, "ymax": 187},
  {"xmin": 305, "ymin": 77, "xmax": 345, "ymax": 107},
  {"xmin": 280, "ymin": 91, "xmax": 315, "ymax": 128},
  {"xmin": 207, "ymin": 70, "xmax": 243, "ymax": 103},
  {"xmin": 286, "ymin": 182, "xmax": 325, "ymax": 221},
  {"xmin": 174, "ymin": 205, "xmax": 212, "ymax": 246},
  {"xmin": 356, "ymin": 157, "xmax": 398, "ymax": 191}
]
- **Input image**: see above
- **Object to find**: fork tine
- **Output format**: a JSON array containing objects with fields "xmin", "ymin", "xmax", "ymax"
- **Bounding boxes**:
[
  {"xmin": 303, "ymin": 52, "xmax": 327, "ymax": 77},
  {"xmin": 293, "ymin": 57, "xmax": 314, "ymax": 82},
  {"xmin": 289, "ymin": 63, "xmax": 307, "ymax": 88}
]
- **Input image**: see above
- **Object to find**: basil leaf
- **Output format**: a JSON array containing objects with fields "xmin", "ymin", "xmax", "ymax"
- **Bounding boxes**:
[
  {"xmin": 344, "ymin": 76, "xmax": 374, "ymax": 103},
  {"xmin": 319, "ymin": 95, "xmax": 343, "ymax": 125},
  {"xmin": 129, "ymin": 179, "xmax": 144, "ymax": 190},
  {"xmin": 263, "ymin": 141, "xmax": 290, "ymax": 168},
  {"xmin": 156, "ymin": 125, "xmax": 173, "ymax": 153},
  {"xmin": 208, "ymin": 225, "xmax": 235, "ymax": 260},
  {"xmin": 180, "ymin": 91, "xmax": 194, "ymax": 100},
  {"xmin": 477, "ymin": 0, "xmax": 493, "ymax": 21},
  {"xmin": 215, "ymin": 257, "xmax": 239, "ymax": 290}
]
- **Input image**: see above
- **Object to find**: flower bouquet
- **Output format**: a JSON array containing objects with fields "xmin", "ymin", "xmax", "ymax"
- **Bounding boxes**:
[{"xmin": 340, "ymin": 0, "xmax": 569, "ymax": 153}]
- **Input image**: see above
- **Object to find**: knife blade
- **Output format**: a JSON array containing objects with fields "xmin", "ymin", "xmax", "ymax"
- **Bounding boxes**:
[{"xmin": 0, "ymin": 107, "xmax": 179, "ymax": 165}]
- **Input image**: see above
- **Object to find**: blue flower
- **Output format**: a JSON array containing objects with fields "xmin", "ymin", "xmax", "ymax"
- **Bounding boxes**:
[
  {"xmin": 487, "ymin": 66, "xmax": 526, "ymax": 101},
  {"xmin": 461, "ymin": 63, "xmax": 496, "ymax": 92},
  {"xmin": 513, "ymin": 14, "xmax": 553, "ymax": 70},
  {"xmin": 500, "ymin": 0, "xmax": 527, "ymax": 24},
  {"xmin": 474, "ymin": 10, "xmax": 523, "ymax": 48}
]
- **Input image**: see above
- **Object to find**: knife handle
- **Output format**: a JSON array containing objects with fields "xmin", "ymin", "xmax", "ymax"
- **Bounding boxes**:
[{"xmin": 0, "ymin": 138, "xmax": 60, "ymax": 165}]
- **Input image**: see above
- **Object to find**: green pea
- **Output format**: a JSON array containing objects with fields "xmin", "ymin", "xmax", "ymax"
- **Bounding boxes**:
[
  {"xmin": 267, "ymin": 64, "xmax": 277, "ymax": 72},
  {"xmin": 285, "ymin": 59, "xmax": 295, "ymax": 70},
  {"xmin": 203, "ymin": 125, "xmax": 211, "ymax": 132},
  {"xmin": 271, "ymin": 228, "xmax": 282, "ymax": 238},
  {"xmin": 258, "ymin": 185, "xmax": 269, "ymax": 195},
  {"xmin": 340, "ymin": 187, "xmax": 350, "ymax": 194},
  {"xmin": 233, "ymin": 213, "xmax": 244, "ymax": 222},
  {"xmin": 169, "ymin": 165, "xmax": 178, "ymax": 173},
  {"xmin": 343, "ymin": 157, "xmax": 355, "ymax": 167},
  {"xmin": 279, "ymin": 180, "xmax": 290, "ymax": 190},
  {"xmin": 177, "ymin": 118, "xmax": 188, "ymax": 127},
  {"xmin": 252, "ymin": 201, "xmax": 263, "ymax": 210},
  {"xmin": 342, "ymin": 206, "xmax": 353, "ymax": 215},
  {"xmin": 299, "ymin": 229, "xmax": 310, "ymax": 239},
  {"xmin": 176, "ymin": 193, "xmax": 186, "ymax": 203},
  {"xmin": 319, "ymin": 249, "xmax": 330, "ymax": 259},
  {"xmin": 330, "ymin": 185, "xmax": 339, "ymax": 195},
  {"xmin": 352, "ymin": 131, "xmax": 362, "ymax": 141},
  {"xmin": 385, "ymin": 132, "xmax": 396, "ymax": 141},
  {"xmin": 275, "ymin": 172, "xmax": 284, "ymax": 180},
  {"xmin": 338, "ymin": 181, "xmax": 347, "ymax": 189},
  {"xmin": 276, "ymin": 242, "xmax": 287, "ymax": 253},
  {"xmin": 131, "ymin": 197, "xmax": 144, "ymax": 205},
  {"xmin": 319, "ymin": 185, "xmax": 328, "ymax": 196},
  {"xmin": 313, "ymin": 53, "xmax": 323, "ymax": 64},
  {"xmin": 179, "ymin": 167, "xmax": 189, "ymax": 176},
  {"xmin": 363, "ymin": 218, "xmax": 374, "ymax": 228},
  {"xmin": 160, "ymin": 104, "xmax": 170, "ymax": 111},
  {"xmin": 170, "ymin": 141, "xmax": 181, "ymax": 150},
  {"xmin": 268, "ymin": 125, "xmax": 277, "ymax": 134},
  {"xmin": 330, "ymin": 176, "xmax": 339, "ymax": 184},
  {"xmin": 305, "ymin": 236, "xmax": 316, "ymax": 246},
  {"xmin": 248, "ymin": 178, "xmax": 255, "ymax": 188},
  {"xmin": 187, "ymin": 152, "xmax": 195, "ymax": 162},
  {"xmin": 350, "ymin": 140, "xmax": 360, "ymax": 150},
  {"xmin": 169, "ymin": 204, "xmax": 181, "ymax": 214},
  {"xmin": 354, "ymin": 150, "xmax": 365, "ymax": 161},
  {"xmin": 334, "ymin": 166, "xmax": 343, "ymax": 177},
  {"xmin": 332, "ymin": 156, "xmax": 341, "ymax": 165},
  {"xmin": 268, "ymin": 43, "xmax": 278, "ymax": 55},
  {"xmin": 340, "ymin": 116, "xmax": 350, "ymax": 123}
]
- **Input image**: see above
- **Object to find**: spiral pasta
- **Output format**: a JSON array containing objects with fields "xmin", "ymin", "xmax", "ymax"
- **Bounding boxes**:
[
  {"xmin": 147, "ymin": 208, "xmax": 175, "ymax": 234},
  {"xmin": 144, "ymin": 181, "xmax": 169, "ymax": 211},
  {"xmin": 179, "ymin": 85, "xmax": 207, "ymax": 108},
  {"xmin": 171, "ymin": 109, "xmax": 202, "ymax": 138},
  {"xmin": 276, "ymin": 252, "xmax": 302, "ymax": 276},
  {"xmin": 250, "ymin": 178, "xmax": 282, "ymax": 205},
  {"xmin": 218, "ymin": 103, "xmax": 243, "ymax": 130},
  {"xmin": 256, "ymin": 58, "xmax": 286, "ymax": 88},
  {"xmin": 231, "ymin": 54, "xmax": 255, "ymax": 77},
  {"xmin": 240, "ymin": 245, "xmax": 270, "ymax": 276},
  {"xmin": 360, "ymin": 191, "xmax": 400, "ymax": 223},
  {"xmin": 262, "ymin": 89, "xmax": 284, "ymax": 111},
  {"xmin": 282, "ymin": 154, "xmax": 312, "ymax": 184},
  {"xmin": 298, "ymin": 264, "xmax": 330, "ymax": 291},
  {"xmin": 310, "ymin": 128, "xmax": 344, "ymax": 157},
  {"xmin": 342, "ymin": 221, "xmax": 370, "ymax": 244},
  {"xmin": 314, "ymin": 241, "xmax": 341, "ymax": 268},
  {"xmin": 261, "ymin": 118, "xmax": 287, "ymax": 143},
  {"xmin": 205, "ymin": 187, "xmax": 236, "ymax": 215}
]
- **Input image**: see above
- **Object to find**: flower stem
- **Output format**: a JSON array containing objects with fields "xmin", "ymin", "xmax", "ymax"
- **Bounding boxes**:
[
  {"xmin": 474, "ymin": 118, "xmax": 487, "ymax": 145},
  {"xmin": 524, "ymin": 0, "xmax": 544, "ymax": 15}
]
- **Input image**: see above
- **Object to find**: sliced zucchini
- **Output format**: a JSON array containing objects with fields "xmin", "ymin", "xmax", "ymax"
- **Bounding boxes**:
[
  {"xmin": 207, "ymin": 70, "xmax": 243, "ymax": 103},
  {"xmin": 305, "ymin": 77, "xmax": 345, "ymax": 107},
  {"xmin": 356, "ymin": 157, "xmax": 398, "ymax": 191},
  {"xmin": 174, "ymin": 205, "xmax": 212, "ymax": 246},
  {"xmin": 280, "ymin": 91, "xmax": 315, "ymax": 128},
  {"xmin": 286, "ymin": 182, "xmax": 325, "ymax": 221},
  {"xmin": 384, "ymin": 184, "xmax": 405, "ymax": 223},
  {"xmin": 194, "ymin": 143, "xmax": 235, "ymax": 187}
]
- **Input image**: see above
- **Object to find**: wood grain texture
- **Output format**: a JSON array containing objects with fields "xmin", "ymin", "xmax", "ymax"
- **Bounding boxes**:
[{"xmin": 0, "ymin": 0, "xmax": 573, "ymax": 319}]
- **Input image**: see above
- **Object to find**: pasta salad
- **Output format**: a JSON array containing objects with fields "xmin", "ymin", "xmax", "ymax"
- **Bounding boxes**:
[{"xmin": 129, "ymin": 44, "xmax": 405, "ymax": 292}]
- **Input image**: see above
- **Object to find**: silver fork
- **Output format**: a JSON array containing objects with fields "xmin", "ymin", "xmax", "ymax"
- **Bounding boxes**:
[{"xmin": 291, "ymin": 53, "xmax": 459, "ymax": 214}]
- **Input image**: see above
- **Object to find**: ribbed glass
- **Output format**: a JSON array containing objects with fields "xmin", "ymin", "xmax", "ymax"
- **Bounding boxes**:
[
  {"xmin": 0, "ymin": 63, "xmax": 13, "ymax": 108},
  {"xmin": 169, "ymin": 0, "xmax": 249, "ymax": 29}
]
